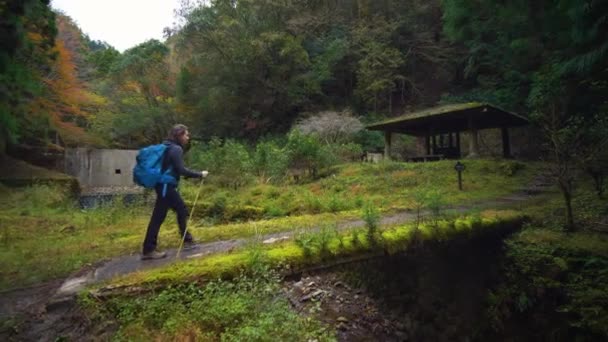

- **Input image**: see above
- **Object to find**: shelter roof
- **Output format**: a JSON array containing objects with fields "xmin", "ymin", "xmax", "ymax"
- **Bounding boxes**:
[{"xmin": 366, "ymin": 103, "xmax": 529, "ymax": 136}]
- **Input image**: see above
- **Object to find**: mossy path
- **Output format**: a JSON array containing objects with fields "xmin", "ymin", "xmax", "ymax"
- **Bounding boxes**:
[{"xmin": 41, "ymin": 186, "xmax": 541, "ymax": 304}]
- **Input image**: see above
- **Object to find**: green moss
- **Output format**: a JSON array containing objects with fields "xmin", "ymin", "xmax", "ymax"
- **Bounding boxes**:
[
  {"xmin": 366, "ymin": 102, "xmax": 486, "ymax": 128},
  {"xmin": 104, "ymin": 210, "xmax": 525, "ymax": 289}
]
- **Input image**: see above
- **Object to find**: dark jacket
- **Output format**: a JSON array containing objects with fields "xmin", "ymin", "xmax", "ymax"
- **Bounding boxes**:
[{"xmin": 161, "ymin": 139, "xmax": 201, "ymax": 182}]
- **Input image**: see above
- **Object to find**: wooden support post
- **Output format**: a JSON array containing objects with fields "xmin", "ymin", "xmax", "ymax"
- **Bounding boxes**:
[
  {"xmin": 425, "ymin": 134, "xmax": 431, "ymax": 155},
  {"xmin": 501, "ymin": 127, "xmax": 511, "ymax": 158},
  {"xmin": 467, "ymin": 115, "xmax": 479, "ymax": 158},
  {"xmin": 384, "ymin": 131, "xmax": 392, "ymax": 160},
  {"xmin": 456, "ymin": 132, "xmax": 461, "ymax": 158}
]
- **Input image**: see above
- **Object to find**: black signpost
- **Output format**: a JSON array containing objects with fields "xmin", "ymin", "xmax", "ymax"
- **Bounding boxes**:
[{"xmin": 454, "ymin": 161, "xmax": 465, "ymax": 190}]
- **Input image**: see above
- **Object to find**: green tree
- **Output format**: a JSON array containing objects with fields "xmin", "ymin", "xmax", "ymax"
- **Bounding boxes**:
[
  {"xmin": 0, "ymin": 0, "xmax": 56, "ymax": 151},
  {"xmin": 176, "ymin": 1, "xmax": 316, "ymax": 139},
  {"xmin": 92, "ymin": 40, "xmax": 176, "ymax": 146},
  {"xmin": 86, "ymin": 42, "xmax": 120, "ymax": 78},
  {"xmin": 442, "ymin": 0, "xmax": 608, "ymax": 113},
  {"xmin": 174, "ymin": 0, "xmax": 453, "ymax": 138}
]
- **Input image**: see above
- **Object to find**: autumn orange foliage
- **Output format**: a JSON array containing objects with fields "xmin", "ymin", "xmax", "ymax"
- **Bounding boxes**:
[{"xmin": 30, "ymin": 16, "xmax": 102, "ymax": 146}]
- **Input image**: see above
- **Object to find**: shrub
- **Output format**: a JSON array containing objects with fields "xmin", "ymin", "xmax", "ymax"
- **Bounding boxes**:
[
  {"xmin": 354, "ymin": 129, "xmax": 385, "ymax": 153},
  {"xmin": 224, "ymin": 205, "xmax": 265, "ymax": 222},
  {"xmin": 252, "ymin": 140, "xmax": 289, "ymax": 184},
  {"xmin": 285, "ymin": 131, "xmax": 329, "ymax": 180},
  {"xmin": 190, "ymin": 138, "xmax": 252, "ymax": 189},
  {"xmin": 316, "ymin": 224, "xmax": 337, "ymax": 258},
  {"xmin": 303, "ymin": 190, "xmax": 324, "ymax": 214},
  {"xmin": 499, "ymin": 160, "xmax": 526, "ymax": 176},
  {"xmin": 294, "ymin": 229, "xmax": 316, "ymax": 257},
  {"xmin": 207, "ymin": 192, "xmax": 228, "ymax": 218},
  {"xmin": 244, "ymin": 229, "xmax": 269, "ymax": 274},
  {"xmin": 325, "ymin": 193, "xmax": 347, "ymax": 213},
  {"xmin": 263, "ymin": 203, "xmax": 287, "ymax": 218},
  {"xmin": 425, "ymin": 188, "xmax": 445, "ymax": 223},
  {"xmin": 326, "ymin": 142, "xmax": 364, "ymax": 163}
]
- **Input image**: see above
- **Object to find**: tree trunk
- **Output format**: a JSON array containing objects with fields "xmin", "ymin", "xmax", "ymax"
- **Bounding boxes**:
[
  {"xmin": 589, "ymin": 170, "xmax": 605, "ymax": 199},
  {"xmin": 374, "ymin": 93, "xmax": 378, "ymax": 113},
  {"xmin": 559, "ymin": 179, "xmax": 576, "ymax": 231},
  {"xmin": 0, "ymin": 134, "xmax": 6, "ymax": 155}
]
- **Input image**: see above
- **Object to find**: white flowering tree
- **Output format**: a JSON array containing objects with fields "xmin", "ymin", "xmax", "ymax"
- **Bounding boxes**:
[{"xmin": 294, "ymin": 110, "xmax": 364, "ymax": 145}]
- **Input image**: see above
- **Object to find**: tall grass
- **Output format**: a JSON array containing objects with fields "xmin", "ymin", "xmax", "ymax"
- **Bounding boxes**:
[{"xmin": 362, "ymin": 201, "xmax": 381, "ymax": 246}]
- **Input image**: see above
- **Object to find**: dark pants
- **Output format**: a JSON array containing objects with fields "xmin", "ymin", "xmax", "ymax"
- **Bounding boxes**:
[{"xmin": 143, "ymin": 184, "xmax": 193, "ymax": 253}]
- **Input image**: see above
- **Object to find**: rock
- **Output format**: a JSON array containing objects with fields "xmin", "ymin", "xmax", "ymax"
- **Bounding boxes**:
[
  {"xmin": 337, "ymin": 322, "xmax": 348, "ymax": 331},
  {"xmin": 301, "ymin": 289, "xmax": 324, "ymax": 302},
  {"xmin": 333, "ymin": 281, "xmax": 347, "ymax": 288},
  {"xmin": 60, "ymin": 225, "xmax": 76, "ymax": 233},
  {"xmin": 311, "ymin": 289, "xmax": 324, "ymax": 298},
  {"xmin": 306, "ymin": 281, "xmax": 316, "ymax": 288},
  {"xmin": 337, "ymin": 316, "xmax": 349, "ymax": 323},
  {"xmin": 262, "ymin": 236, "xmax": 289, "ymax": 244}
]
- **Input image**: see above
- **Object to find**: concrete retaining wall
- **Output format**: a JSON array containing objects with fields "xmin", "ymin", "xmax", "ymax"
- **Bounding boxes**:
[{"xmin": 65, "ymin": 148, "xmax": 138, "ymax": 188}]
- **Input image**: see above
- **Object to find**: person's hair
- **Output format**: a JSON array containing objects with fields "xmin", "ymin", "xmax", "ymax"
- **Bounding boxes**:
[{"xmin": 167, "ymin": 124, "xmax": 188, "ymax": 141}]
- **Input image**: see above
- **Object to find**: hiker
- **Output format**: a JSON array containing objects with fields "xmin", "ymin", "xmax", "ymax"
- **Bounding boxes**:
[{"xmin": 142, "ymin": 124, "xmax": 208, "ymax": 260}]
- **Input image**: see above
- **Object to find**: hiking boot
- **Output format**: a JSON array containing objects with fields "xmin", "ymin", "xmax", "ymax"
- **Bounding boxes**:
[
  {"xmin": 141, "ymin": 250, "xmax": 167, "ymax": 260},
  {"xmin": 182, "ymin": 240, "xmax": 198, "ymax": 251}
]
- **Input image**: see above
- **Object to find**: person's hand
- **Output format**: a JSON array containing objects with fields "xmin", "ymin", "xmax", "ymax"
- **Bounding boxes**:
[{"xmin": 201, "ymin": 170, "xmax": 209, "ymax": 178}]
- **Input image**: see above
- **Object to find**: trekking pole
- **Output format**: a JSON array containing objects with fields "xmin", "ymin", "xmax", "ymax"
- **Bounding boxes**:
[{"xmin": 176, "ymin": 176, "xmax": 205, "ymax": 258}]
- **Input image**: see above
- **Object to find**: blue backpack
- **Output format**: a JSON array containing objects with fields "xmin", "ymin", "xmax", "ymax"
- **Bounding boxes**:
[{"xmin": 133, "ymin": 144, "xmax": 177, "ymax": 196}]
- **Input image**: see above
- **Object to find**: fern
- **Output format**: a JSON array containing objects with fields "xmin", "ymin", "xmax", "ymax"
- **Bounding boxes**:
[{"xmin": 561, "ymin": 41, "xmax": 608, "ymax": 75}]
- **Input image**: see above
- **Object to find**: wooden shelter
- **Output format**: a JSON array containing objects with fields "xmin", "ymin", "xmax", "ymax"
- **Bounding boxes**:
[{"xmin": 366, "ymin": 103, "xmax": 529, "ymax": 160}]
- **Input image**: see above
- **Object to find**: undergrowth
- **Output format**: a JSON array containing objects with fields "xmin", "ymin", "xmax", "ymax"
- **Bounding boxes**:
[
  {"xmin": 81, "ymin": 269, "xmax": 335, "ymax": 341},
  {"xmin": 486, "ymin": 184, "xmax": 608, "ymax": 340}
]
